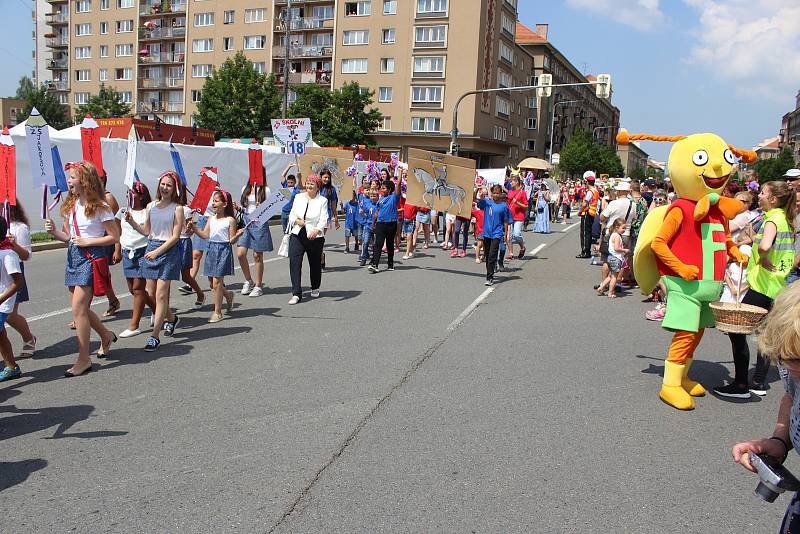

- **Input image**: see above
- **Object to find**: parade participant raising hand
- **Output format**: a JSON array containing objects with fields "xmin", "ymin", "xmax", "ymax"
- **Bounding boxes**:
[
  {"xmin": 369, "ymin": 178, "xmax": 401, "ymax": 273},
  {"xmin": 478, "ymin": 184, "xmax": 512, "ymax": 286},
  {"xmin": 190, "ymin": 190, "xmax": 243, "ymax": 322},
  {"xmin": 46, "ymin": 161, "xmax": 119, "ymax": 377}
]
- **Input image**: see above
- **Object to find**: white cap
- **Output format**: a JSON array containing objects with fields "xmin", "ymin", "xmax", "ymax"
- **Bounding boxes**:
[
  {"xmin": 615, "ymin": 181, "xmax": 631, "ymax": 192},
  {"xmin": 783, "ymin": 168, "xmax": 800, "ymax": 179}
]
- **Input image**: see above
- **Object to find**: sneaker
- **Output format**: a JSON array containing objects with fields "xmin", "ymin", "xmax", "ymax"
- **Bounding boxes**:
[
  {"xmin": 119, "ymin": 328, "xmax": 141, "ymax": 339},
  {"xmin": 505, "ymin": 253, "xmax": 514, "ymax": 260},
  {"xmin": 645, "ymin": 307, "xmax": 666, "ymax": 321},
  {"xmin": 249, "ymin": 286, "xmax": 263, "ymax": 297},
  {"xmin": 402, "ymin": 253, "xmax": 413, "ymax": 260},
  {"xmin": 518, "ymin": 246, "xmax": 526, "ymax": 259},
  {"xmin": 177, "ymin": 284, "xmax": 193, "ymax": 295},
  {"xmin": 496, "ymin": 263, "xmax": 505, "ymax": 272},
  {"xmin": 368, "ymin": 265, "xmax": 378, "ymax": 273},
  {"xmin": 310, "ymin": 289, "xmax": 320, "ymax": 298},
  {"xmin": 458, "ymin": 250, "xmax": 466, "ymax": 258},
  {"xmin": 749, "ymin": 381, "xmax": 768, "ymax": 396},
  {"xmin": 288, "ymin": 295, "xmax": 300, "ymax": 305},
  {"xmin": 450, "ymin": 248, "xmax": 458, "ymax": 258},
  {"xmin": 344, "ymin": 248, "xmax": 350, "ymax": 254},
  {"xmin": 387, "ymin": 266, "xmax": 395, "ymax": 271},
  {"xmin": 484, "ymin": 278, "xmax": 494, "ymax": 286},
  {"xmin": 0, "ymin": 366, "xmax": 21, "ymax": 382},
  {"xmin": 713, "ymin": 383, "xmax": 751, "ymax": 398},
  {"xmin": 241, "ymin": 280, "xmax": 253, "ymax": 295},
  {"xmin": 359, "ymin": 259, "xmax": 367, "ymax": 266},
  {"xmin": 163, "ymin": 315, "xmax": 180, "ymax": 337},
  {"xmin": 144, "ymin": 336, "xmax": 160, "ymax": 352}
]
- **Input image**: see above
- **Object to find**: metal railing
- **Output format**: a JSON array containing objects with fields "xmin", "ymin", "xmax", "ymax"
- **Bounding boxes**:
[
  {"xmin": 273, "ymin": 17, "xmax": 332, "ymax": 31},
  {"xmin": 46, "ymin": 37, "xmax": 69, "ymax": 47},
  {"xmin": 47, "ymin": 12, "xmax": 68, "ymax": 23},
  {"xmin": 48, "ymin": 58, "xmax": 68, "ymax": 69},
  {"xmin": 47, "ymin": 80, "xmax": 69, "ymax": 91},
  {"xmin": 137, "ymin": 101, "xmax": 184, "ymax": 113},
  {"xmin": 272, "ymin": 45, "xmax": 333, "ymax": 58},
  {"xmin": 138, "ymin": 52, "xmax": 186, "ymax": 64},
  {"xmin": 139, "ymin": 1, "xmax": 186, "ymax": 16},
  {"xmin": 138, "ymin": 26, "xmax": 186, "ymax": 40},
  {"xmin": 276, "ymin": 71, "xmax": 331, "ymax": 85},
  {"xmin": 138, "ymin": 77, "xmax": 184, "ymax": 89}
]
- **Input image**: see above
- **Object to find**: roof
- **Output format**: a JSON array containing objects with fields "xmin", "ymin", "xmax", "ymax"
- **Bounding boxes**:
[
  {"xmin": 754, "ymin": 136, "xmax": 781, "ymax": 151},
  {"xmin": 585, "ymin": 74, "xmax": 597, "ymax": 82},
  {"xmin": 516, "ymin": 22, "xmax": 546, "ymax": 44}
]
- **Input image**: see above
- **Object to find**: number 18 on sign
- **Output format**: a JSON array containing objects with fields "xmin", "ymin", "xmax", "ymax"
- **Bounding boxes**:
[{"xmin": 271, "ymin": 118, "xmax": 313, "ymax": 155}]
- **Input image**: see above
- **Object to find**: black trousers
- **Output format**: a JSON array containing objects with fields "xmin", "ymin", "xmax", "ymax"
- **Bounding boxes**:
[
  {"xmin": 483, "ymin": 237, "xmax": 501, "ymax": 280},
  {"xmin": 371, "ymin": 221, "xmax": 397, "ymax": 268},
  {"xmin": 729, "ymin": 288, "xmax": 773, "ymax": 385},
  {"xmin": 580, "ymin": 214, "xmax": 594, "ymax": 255},
  {"xmin": 288, "ymin": 229, "xmax": 324, "ymax": 297}
]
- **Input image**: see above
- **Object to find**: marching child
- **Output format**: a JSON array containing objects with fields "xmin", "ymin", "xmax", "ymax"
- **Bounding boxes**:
[
  {"xmin": 176, "ymin": 185, "xmax": 205, "ymax": 308},
  {"xmin": 119, "ymin": 181, "xmax": 156, "ymax": 338},
  {"xmin": 344, "ymin": 192, "xmax": 359, "ymax": 254},
  {"xmin": 477, "ymin": 184, "xmax": 511, "ymax": 286},
  {"xmin": 191, "ymin": 190, "xmax": 243, "ymax": 323},
  {"xmin": 471, "ymin": 197, "xmax": 485, "ymax": 264},
  {"xmin": 359, "ymin": 189, "xmax": 379, "ymax": 267},
  {"xmin": 0, "ymin": 218, "xmax": 24, "ymax": 382},
  {"xmin": 7, "ymin": 203, "xmax": 36, "ymax": 358},
  {"xmin": 596, "ymin": 218, "xmax": 627, "ymax": 298},
  {"xmin": 721, "ymin": 244, "xmax": 752, "ymax": 304},
  {"xmin": 237, "ymin": 175, "xmax": 274, "ymax": 297}
]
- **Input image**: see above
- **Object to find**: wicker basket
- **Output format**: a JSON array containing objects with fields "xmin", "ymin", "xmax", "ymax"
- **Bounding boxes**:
[{"xmin": 710, "ymin": 301, "xmax": 769, "ymax": 334}]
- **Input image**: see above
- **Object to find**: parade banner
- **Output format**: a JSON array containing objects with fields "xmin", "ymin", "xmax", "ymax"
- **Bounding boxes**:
[
  {"xmin": 50, "ymin": 146, "xmax": 68, "ymax": 194},
  {"xmin": 169, "ymin": 143, "xmax": 188, "ymax": 187},
  {"xmin": 124, "ymin": 127, "xmax": 137, "ymax": 189},
  {"xmin": 0, "ymin": 128, "xmax": 16, "ymax": 206},
  {"xmin": 270, "ymin": 118, "xmax": 312, "ymax": 155},
  {"xmin": 80, "ymin": 114, "xmax": 105, "ymax": 176},
  {"xmin": 298, "ymin": 147, "xmax": 354, "ymax": 200},
  {"xmin": 189, "ymin": 167, "xmax": 218, "ymax": 213},
  {"xmin": 248, "ymin": 140, "xmax": 263, "ymax": 186},
  {"xmin": 407, "ymin": 148, "xmax": 475, "ymax": 219},
  {"xmin": 246, "ymin": 188, "xmax": 291, "ymax": 228},
  {"xmin": 24, "ymin": 107, "xmax": 56, "ymax": 188}
]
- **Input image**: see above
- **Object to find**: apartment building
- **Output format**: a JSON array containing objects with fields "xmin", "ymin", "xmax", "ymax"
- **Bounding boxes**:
[
  {"xmin": 780, "ymin": 89, "xmax": 800, "ymax": 165},
  {"xmin": 33, "ymin": 0, "xmax": 52, "ymax": 87},
  {"xmin": 616, "ymin": 141, "xmax": 648, "ymax": 178}
]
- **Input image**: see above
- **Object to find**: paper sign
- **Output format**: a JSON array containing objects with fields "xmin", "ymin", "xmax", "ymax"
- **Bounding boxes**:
[
  {"xmin": 298, "ymin": 147, "xmax": 354, "ymax": 201},
  {"xmin": 407, "ymin": 148, "xmax": 476, "ymax": 218},
  {"xmin": 124, "ymin": 127, "xmax": 137, "ymax": 189},
  {"xmin": 170, "ymin": 143, "xmax": 188, "ymax": 186},
  {"xmin": 0, "ymin": 128, "xmax": 16, "ymax": 206},
  {"xmin": 24, "ymin": 107, "xmax": 56, "ymax": 188},
  {"xmin": 248, "ymin": 141, "xmax": 263, "ymax": 186},
  {"xmin": 80, "ymin": 114, "xmax": 104, "ymax": 176},
  {"xmin": 189, "ymin": 168, "xmax": 218, "ymax": 213},
  {"xmin": 270, "ymin": 118, "xmax": 313, "ymax": 154},
  {"xmin": 246, "ymin": 188, "xmax": 290, "ymax": 228}
]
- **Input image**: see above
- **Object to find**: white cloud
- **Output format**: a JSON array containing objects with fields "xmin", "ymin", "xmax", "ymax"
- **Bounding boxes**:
[
  {"xmin": 683, "ymin": 0, "xmax": 800, "ymax": 102},
  {"xmin": 565, "ymin": 0, "xmax": 666, "ymax": 31}
]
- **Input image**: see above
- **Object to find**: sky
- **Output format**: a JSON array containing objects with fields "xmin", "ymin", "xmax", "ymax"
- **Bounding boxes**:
[{"xmin": 1, "ymin": 0, "xmax": 798, "ymax": 163}]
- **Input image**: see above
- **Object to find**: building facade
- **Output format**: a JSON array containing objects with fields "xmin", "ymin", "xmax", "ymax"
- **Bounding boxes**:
[
  {"xmin": 780, "ymin": 90, "xmax": 800, "ymax": 165},
  {"xmin": 616, "ymin": 141, "xmax": 648, "ymax": 178},
  {"xmin": 0, "ymin": 98, "xmax": 26, "ymax": 128}
]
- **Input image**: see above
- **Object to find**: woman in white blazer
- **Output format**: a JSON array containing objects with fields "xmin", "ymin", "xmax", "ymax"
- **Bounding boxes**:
[{"xmin": 287, "ymin": 174, "xmax": 329, "ymax": 304}]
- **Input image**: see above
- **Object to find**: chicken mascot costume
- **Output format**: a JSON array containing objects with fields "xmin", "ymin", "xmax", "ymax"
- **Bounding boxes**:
[{"xmin": 621, "ymin": 130, "xmax": 757, "ymax": 410}]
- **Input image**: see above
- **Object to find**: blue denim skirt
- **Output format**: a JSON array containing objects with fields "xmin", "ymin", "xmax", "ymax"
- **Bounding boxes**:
[
  {"xmin": 178, "ymin": 237, "xmax": 193, "ymax": 270},
  {"xmin": 191, "ymin": 215, "xmax": 209, "ymax": 252},
  {"xmin": 204, "ymin": 241, "xmax": 234, "ymax": 278},
  {"xmin": 141, "ymin": 240, "xmax": 181, "ymax": 281},
  {"xmin": 16, "ymin": 262, "xmax": 29, "ymax": 303},
  {"xmin": 65, "ymin": 243, "xmax": 105, "ymax": 287},
  {"xmin": 238, "ymin": 215, "xmax": 274, "ymax": 252},
  {"xmin": 122, "ymin": 246, "xmax": 147, "ymax": 279}
]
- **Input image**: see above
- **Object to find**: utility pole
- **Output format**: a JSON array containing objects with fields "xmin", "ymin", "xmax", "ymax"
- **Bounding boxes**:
[
  {"xmin": 282, "ymin": 0, "xmax": 292, "ymax": 119},
  {"xmin": 548, "ymin": 98, "xmax": 580, "ymax": 162}
]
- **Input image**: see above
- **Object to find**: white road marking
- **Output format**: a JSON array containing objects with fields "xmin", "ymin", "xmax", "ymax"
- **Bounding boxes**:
[
  {"xmin": 530, "ymin": 243, "xmax": 546, "ymax": 256},
  {"xmin": 446, "ymin": 287, "xmax": 495, "ymax": 332},
  {"xmin": 561, "ymin": 223, "xmax": 579, "ymax": 233}
]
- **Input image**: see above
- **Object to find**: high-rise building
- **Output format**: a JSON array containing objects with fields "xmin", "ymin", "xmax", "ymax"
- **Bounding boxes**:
[{"xmin": 33, "ymin": 0, "xmax": 53, "ymax": 88}]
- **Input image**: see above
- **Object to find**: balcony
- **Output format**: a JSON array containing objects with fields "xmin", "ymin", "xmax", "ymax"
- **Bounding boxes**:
[
  {"xmin": 275, "ymin": 71, "xmax": 332, "ymax": 85},
  {"xmin": 46, "ymin": 0, "xmax": 68, "ymax": 3},
  {"xmin": 46, "ymin": 37, "xmax": 69, "ymax": 48},
  {"xmin": 46, "ymin": 80, "xmax": 69, "ymax": 91},
  {"xmin": 139, "ymin": 1, "xmax": 186, "ymax": 17},
  {"xmin": 273, "ymin": 17, "xmax": 334, "ymax": 32},
  {"xmin": 138, "ymin": 51, "xmax": 186, "ymax": 65},
  {"xmin": 138, "ymin": 26, "xmax": 186, "ymax": 41},
  {"xmin": 272, "ymin": 45, "xmax": 333, "ymax": 58},
  {"xmin": 137, "ymin": 101, "xmax": 184, "ymax": 114},
  {"xmin": 48, "ymin": 58, "xmax": 68, "ymax": 70},
  {"xmin": 46, "ymin": 12, "xmax": 68, "ymax": 24},
  {"xmin": 138, "ymin": 77, "xmax": 184, "ymax": 89}
]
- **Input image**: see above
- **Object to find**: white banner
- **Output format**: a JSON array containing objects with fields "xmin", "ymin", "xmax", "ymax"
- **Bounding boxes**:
[
  {"xmin": 247, "ymin": 188, "xmax": 291, "ymax": 228},
  {"xmin": 24, "ymin": 108, "xmax": 56, "ymax": 188},
  {"xmin": 124, "ymin": 127, "xmax": 137, "ymax": 189},
  {"xmin": 270, "ymin": 118, "xmax": 313, "ymax": 155}
]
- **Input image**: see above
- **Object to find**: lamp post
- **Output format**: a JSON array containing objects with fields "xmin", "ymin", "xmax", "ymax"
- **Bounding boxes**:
[
  {"xmin": 592, "ymin": 125, "xmax": 614, "ymax": 145},
  {"xmin": 281, "ymin": 0, "xmax": 292, "ymax": 119},
  {"xmin": 548, "ymin": 99, "xmax": 580, "ymax": 161}
]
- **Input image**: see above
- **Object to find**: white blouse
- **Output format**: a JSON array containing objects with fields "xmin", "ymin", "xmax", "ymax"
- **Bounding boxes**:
[
  {"xmin": 69, "ymin": 200, "xmax": 113, "ymax": 239},
  {"xmin": 208, "ymin": 216, "xmax": 231, "ymax": 243},
  {"xmin": 121, "ymin": 209, "xmax": 148, "ymax": 250},
  {"xmin": 288, "ymin": 193, "xmax": 329, "ymax": 238},
  {"xmin": 148, "ymin": 202, "xmax": 178, "ymax": 241}
]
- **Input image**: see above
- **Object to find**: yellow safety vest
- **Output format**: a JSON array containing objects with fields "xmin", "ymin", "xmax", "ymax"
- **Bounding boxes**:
[{"xmin": 747, "ymin": 208, "xmax": 795, "ymax": 299}]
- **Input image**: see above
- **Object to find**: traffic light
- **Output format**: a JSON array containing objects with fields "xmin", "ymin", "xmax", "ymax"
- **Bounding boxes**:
[
  {"xmin": 537, "ymin": 74, "xmax": 552, "ymax": 98},
  {"xmin": 596, "ymin": 74, "xmax": 612, "ymax": 99},
  {"xmin": 449, "ymin": 142, "xmax": 460, "ymax": 155}
]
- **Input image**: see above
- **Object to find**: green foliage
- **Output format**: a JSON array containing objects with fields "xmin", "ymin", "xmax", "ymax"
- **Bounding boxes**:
[
  {"xmin": 559, "ymin": 128, "xmax": 625, "ymax": 177},
  {"xmin": 76, "ymin": 83, "xmax": 132, "ymax": 120},
  {"xmin": 31, "ymin": 232, "xmax": 53, "ymax": 243},
  {"xmin": 18, "ymin": 85, "xmax": 72, "ymax": 130},
  {"xmin": 647, "ymin": 166, "xmax": 665, "ymax": 180},
  {"xmin": 753, "ymin": 150, "xmax": 796, "ymax": 184},
  {"xmin": 629, "ymin": 166, "xmax": 646, "ymax": 181},
  {"xmin": 15, "ymin": 76, "xmax": 35, "ymax": 99},
  {"xmin": 289, "ymin": 82, "xmax": 382, "ymax": 147},
  {"xmin": 195, "ymin": 52, "xmax": 281, "ymax": 139}
]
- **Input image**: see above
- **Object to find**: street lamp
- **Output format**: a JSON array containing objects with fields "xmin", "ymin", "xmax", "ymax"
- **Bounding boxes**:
[
  {"xmin": 548, "ymin": 98, "xmax": 580, "ymax": 161},
  {"xmin": 281, "ymin": 0, "xmax": 292, "ymax": 119},
  {"xmin": 592, "ymin": 125, "xmax": 614, "ymax": 144}
]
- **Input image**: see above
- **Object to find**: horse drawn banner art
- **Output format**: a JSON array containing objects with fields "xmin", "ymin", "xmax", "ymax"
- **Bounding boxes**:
[
  {"xmin": 407, "ymin": 148, "xmax": 475, "ymax": 219},
  {"xmin": 298, "ymin": 147, "xmax": 355, "ymax": 200}
]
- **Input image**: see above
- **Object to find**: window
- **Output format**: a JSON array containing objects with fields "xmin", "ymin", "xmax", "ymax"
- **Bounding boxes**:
[
  {"xmin": 243, "ymin": 35, "xmax": 266, "ymax": 49},
  {"xmin": 194, "ymin": 13, "xmax": 214, "ymax": 27},
  {"xmin": 411, "ymin": 86, "xmax": 443, "ymax": 105},
  {"xmin": 345, "ymin": 1, "xmax": 372, "ymax": 16},
  {"xmin": 341, "ymin": 58, "xmax": 368, "ymax": 74},
  {"xmin": 527, "ymin": 96, "xmax": 537, "ymax": 109},
  {"xmin": 116, "ymin": 20, "xmax": 133, "ymax": 33},
  {"xmin": 75, "ymin": 1, "xmax": 91, "ymax": 14},
  {"xmin": 416, "ymin": 0, "xmax": 446, "ymax": 15},
  {"xmin": 498, "ymin": 69, "xmax": 511, "ymax": 88},
  {"xmin": 526, "ymin": 139, "xmax": 536, "ymax": 151},
  {"xmin": 75, "ymin": 69, "xmax": 91, "ymax": 81},
  {"xmin": 223, "ymin": 37, "xmax": 234, "ymax": 51},
  {"xmin": 100, "ymin": 0, "xmax": 109, "ymax": 10},
  {"xmin": 343, "ymin": 30, "xmax": 369, "ymax": 45},
  {"xmin": 75, "ymin": 23, "xmax": 92, "ymax": 36},
  {"xmin": 191, "ymin": 89, "xmax": 202, "ymax": 102},
  {"xmin": 252, "ymin": 62, "xmax": 266, "ymax": 74},
  {"xmin": 99, "ymin": 68, "xmax": 108, "ymax": 81},
  {"xmin": 527, "ymin": 118, "xmax": 537, "ymax": 130},
  {"xmin": 499, "ymin": 42, "xmax": 514, "ymax": 64},
  {"xmin": 192, "ymin": 64, "xmax": 212, "ymax": 78},
  {"xmin": 380, "ymin": 58, "xmax": 395, "ymax": 73},
  {"xmin": 496, "ymin": 97, "xmax": 511, "ymax": 118},
  {"xmin": 382, "ymin": 29, "xmax": 396, "ymax": 44},
  {"xmin": 192, "ymin": 38, "xmax": 213, "ymax": 53},
  {"xmin": 100, "ymin": 45, "xmax": 108, "ymax": 57},
  {"xmin": 223, "ymin": 10, "xmax": 234, "ymax": 24},
  {"xmin": 58, "ymin": 93, "xmax": 69, "ymax": 105},
  {"xmin": 413, "ymin": 56, "xmax": 445, "ymax": 77},
  {"xmin": 100, "ymin": 22, "xmax": 108, "ymax": 35},
  {"xmin": 378, "ymin": 116, "xmax": 391, "ymax": 131},
  {"xmin": 244, "ymin": 8, "xmax": 266, "ymax": 23},
  {"xmin": 115, "ymin": 67, "xmax": 132, "ymax": 80},
  {"xmin": 493, "ymin": 126, "xmax": 507, "ymax": 142},
  {"xmin": 528, "ymin": 75, "xmax": 539, "ymax": 87},
  {"xmin": 75, "ymin": 46, "xmax": 91, "ymax": 59},
  {"xmin": 115, "ymin": 43, "xmax": 132, "ymax": 56},
  {"xmin": 119, "ymin": 91, "xmax": 132, "ymax": 104},
  {"xmin": 411, "ymin": 117, "xmax": 441, "ymax": 132},
  {"xmin": 378, "ymin": 87, "xmax": 393, "ymax": 102},
  {"xmin": 313, "ymin": 5, "xmax": 334, "ymax": 19},
  {"xmin": 414, "ymin": 25, "xmax": 446, "ymax": 46},
  {"xmin": 501, "ymin": 13, "xmax": 515, "ymax": 37},
  {"xmin": 311, "ymin": 33, "xmax": 333, "ymax": 47},
  {"xmin": 117, "ymin": 0, "xmax": 134, "ymax": 8},
  {"xmin": 383, "ymin": 0, "xmax": 397, "ymax": 14},
  {"xmin": 74, "ymin": 92, "xmax": 89, "ymax": 105}
]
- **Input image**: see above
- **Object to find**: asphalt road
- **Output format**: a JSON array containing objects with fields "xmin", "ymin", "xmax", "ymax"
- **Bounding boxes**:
[{"xmin": 0, "ymin": 220, "xmax": 789, "ymax": 533}]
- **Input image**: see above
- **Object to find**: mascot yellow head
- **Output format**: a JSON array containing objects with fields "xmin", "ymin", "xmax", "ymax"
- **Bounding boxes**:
[{"xmin": 616, "ymin": 130, "xmax": 756, "ymax": 202}]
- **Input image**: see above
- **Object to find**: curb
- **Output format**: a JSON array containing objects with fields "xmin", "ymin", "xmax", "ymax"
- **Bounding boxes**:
[{"xmin": 32, "ymin": 241, "xmax": 66, "ymax": 252}]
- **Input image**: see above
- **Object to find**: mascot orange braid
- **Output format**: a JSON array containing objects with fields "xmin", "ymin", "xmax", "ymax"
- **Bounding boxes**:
[{"xmin": 622, "ymin": 130, "xmax": 756, "ymax": 410}]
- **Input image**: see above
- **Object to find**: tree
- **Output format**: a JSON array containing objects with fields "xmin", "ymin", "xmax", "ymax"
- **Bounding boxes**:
[
  {"xmin": 195, "ymin": 52, "xmax": 281, "ymax": 139},
  {"xmin": 75, "ymin": 83, "xmax": 132, "ymax": 119},
  {"xmin": 753, "ymin": 149, "xmax": 796, "ymax": 184},
  {"xmin": 18, "ymin": 85, "xmax": 72, "ymax": 130},
  {"xmin": 15, "ymin": 76, "xmax": 35, "ymax": 99},
  {"xmin": 595, "ymin": 145, "xmax": 625, "ymax": 176},
  {"xmin": 289, "ymin": 81, "xmax": 382, "ymax": 146},
  {"xmin": 559, "ymin": 127, "xmax": 594, "ymax": 177},
  {"xmin": 629, "ymin": 166, "xmax": 646, "ymax": 181}
]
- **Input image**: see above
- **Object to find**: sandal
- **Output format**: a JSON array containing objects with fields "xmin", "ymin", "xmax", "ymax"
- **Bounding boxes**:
[
  {"xmin": 97, "ymin": 332, "xmax": 118, "ymax": 359},
  {"xmin": 608, "ymin": 294, "xmax": 617, "ymax": 299},
  {"xmin": 19, "ymin": 336, "xmax": 37, "ymax": 358},
  {"xmin": 68, "ymin": 321, "xmax": 76, "ymax": 330},
  {"xmin": 103, "ymin": 300, "xmax": 121, "ymax": 318}
]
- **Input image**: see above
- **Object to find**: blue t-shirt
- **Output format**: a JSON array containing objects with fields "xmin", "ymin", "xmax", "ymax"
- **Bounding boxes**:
[
  {"xmin": 282, "ymin": 185, "xmax": 300, "ymax": 216},
  {"xmin": 360, "ymin": 197, "xmax": 377, "ymax": 230},
  {"xmin": 376, "ymin": 193, "xmax": 400, "ymax": 223},
  {"xmin": 344, "ymin": 200, "xmax": 358, "ymax": 229},
  {"xmin": 478, "ymin": 198, "xmax": 511, "ymax": 239},
  {"xmin": 320, "ymin": 186, "xmax": 338, "ymax": 219},
  {"xmin": 356, "ymin": 193, "xmax": 368, "ymax": 225}
]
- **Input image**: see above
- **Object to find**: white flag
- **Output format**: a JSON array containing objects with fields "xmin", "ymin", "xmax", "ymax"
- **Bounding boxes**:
[
  {"xmin": 25, "ymin": 107, "xmax": 56, "ymax": 188},
  {"xmin": 124, "ymin": 127, "xmax": 137, "ymax": 188}
]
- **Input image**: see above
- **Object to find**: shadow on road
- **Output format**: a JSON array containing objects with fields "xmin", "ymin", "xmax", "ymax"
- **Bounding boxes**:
[
  {"xmin": 0, "ymin": 402, "xmax": 128, "ymax": 442},
  {"xmin": 0, "ymin": 459, "xmax": 47, "ymax": 492}
]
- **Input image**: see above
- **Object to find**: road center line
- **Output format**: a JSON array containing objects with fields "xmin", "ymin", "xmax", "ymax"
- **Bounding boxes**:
[
  {"xmin": 530, "ymin": 243, "xmax": 547, "ymax": 256},
  {"xmin": 446, "ymin": 287, "xmax": 495, "ymax": 332},
  {"xmin": 561, "ymin": 222, "xmax": 579, "ymax": 233}
]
